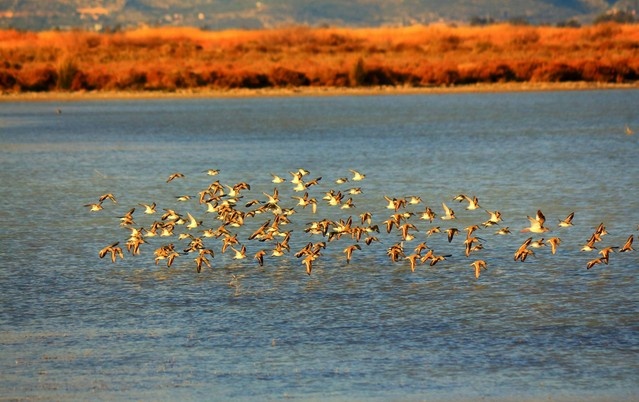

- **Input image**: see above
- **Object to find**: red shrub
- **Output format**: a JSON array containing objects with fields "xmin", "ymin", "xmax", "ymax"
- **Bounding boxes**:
[
  {"xmin": 0, "ymin": 69, "xmax": 17, "ymax": 90},
  {"xmin": 269, "ymin": 67, "xmax": 310, "ymax": 87},
  {"xmin": 17, "ymin": 66, "xmax": 57, "ymax": 91}
]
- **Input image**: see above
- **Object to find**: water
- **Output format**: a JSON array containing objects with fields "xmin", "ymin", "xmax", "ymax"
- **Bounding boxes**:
[{"xmin": 1, "ymin": 90, "xmax": 638, "ymax": 401}]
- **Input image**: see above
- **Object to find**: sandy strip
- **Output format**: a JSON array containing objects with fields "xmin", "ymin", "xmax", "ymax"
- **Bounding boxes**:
[{"xmin": 1, "ymin": 81, "xmax": 637, "ymax": 102}]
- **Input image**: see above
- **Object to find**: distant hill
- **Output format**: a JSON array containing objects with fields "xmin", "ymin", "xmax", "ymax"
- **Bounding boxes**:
[{"xmin": 0, "ymin": 0, "xmax": 636, "ymax": 31}]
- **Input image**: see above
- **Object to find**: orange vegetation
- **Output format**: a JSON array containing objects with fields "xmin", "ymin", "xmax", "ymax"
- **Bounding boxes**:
[{"xmin": 0, "ymin": 23, "xmax": 638, "ymax": 93}]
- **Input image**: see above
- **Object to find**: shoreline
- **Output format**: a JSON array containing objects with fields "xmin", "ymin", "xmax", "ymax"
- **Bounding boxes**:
[{"xmin": 1, "ymin": 81, "xmax": 637, "ymax": 102}]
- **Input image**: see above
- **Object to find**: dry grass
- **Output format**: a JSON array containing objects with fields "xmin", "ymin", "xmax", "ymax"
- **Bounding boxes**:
[{"xmin": 0, "ymin": 23, "xmax": 638, "ymax": 93}]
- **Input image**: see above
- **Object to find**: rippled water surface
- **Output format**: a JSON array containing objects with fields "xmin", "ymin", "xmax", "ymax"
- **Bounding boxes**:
[{"xmin": 1, "ymin": 90, "xmax": 638, "ymax": 401}]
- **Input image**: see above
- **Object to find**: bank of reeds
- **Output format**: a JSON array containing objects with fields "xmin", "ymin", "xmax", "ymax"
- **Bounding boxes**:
[{"xmin": 0, "ymin": 23, "xmax": 638, "ymax": 93}]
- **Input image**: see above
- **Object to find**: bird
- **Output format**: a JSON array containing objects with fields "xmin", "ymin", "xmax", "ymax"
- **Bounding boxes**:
[
  {"xmin": 359, "ymin": 211, "xmax": 373, "ymax": 225},
  {"xmin": 446, "ymin": 227, "xmax": 459, "ymax": 243},
  {"xmin": 464, "ymin": 236, "xmax": 483, "ymax": 257},
  {"xmin": 483, "ymin": 210, "xmax": 503, "ymax": 226},
  {"xmin": 162, "ymin": 208, "xmax": 181, "ymax": 221},
  {"xmin": 350, "ymin": 169, "xmax": 366, "ymax": 181},
  {"xmin": 203, "ymin": 169, "xmax": 220, "ymax": 176},
  {"xmin": 154, "ymin": 243, "xmax": 175, "ymax": 265},
  {"xmin": 419, "ymin": 249, "xmax": 435, "ymax": 264},
  {"xmin": 429, "ymin": 254, "xmax": 450, "ymax": 266},
  {"xmin": 399, "ymin": 223, "xmax": 419, "ymax": 241},
  {"xmin": 92, "ymin": 166, "xmax": 639, "ymax": 281},
  {"xmin": 248, "ymin": 219, "xmax": 272, "ymax": 241},
  {"xmin": 194, "ymin": 249, "xmax": 213, "ymax": 273},
  {"xmin": 426, "ymin": 226, "xmax": 441, "ymax": 237},
  {"xmin": 186, "ymin": 212, "xmax": 202, "ymax": 229},
  {"xmin": 495, "ymin": 227, "xmax": 511, "ymax": 235},
  {"xmin": 144, "ymin": 221, "xmax": 162, "ymax": 237},
  {"xmin": 119, "ymin": 208, "xmax": 135, "ymax": 226},
  {"xmin": 164, "ymin": 251, "xmax": 180, "ymax": 267},
  {"xmin": 547, "ymin": 237, "xmax": 561, "ymax": 254},
  {"xmin": 464, "ymin": 225, "xmax": 480, "ymax": 238},
  {"xmin": 300, "ymin": 244, "xmax": 323, "ymax": 275},
  {"xmin": 558, "ymin": 212, "xmax": 575, "ymax": 227},
  {"xmin": 84, "ymin": 201, "xmax": 103, "ymax": 212},
  {"xmin": 183, "ymin": 235, "xmax": 204, "ymax": 253},
  {"xmin": 271, "ymin": 242, "xmax": 288, "ymax": 257},
  {"xmin": 594, "ymin": 222, "xmax": 608, "ymax": 238},
  {"xmin": 470, "ymin": 260, "xmax": 487, "ymax": 279},
  {"xmin": 530, "ymin": 238, "xmax": 545, "ymax": 248},
  {"xmin": 263, "ymin": 187, "xmax": 280, "ymax": 205},
  {"xmin": 265, "ymin": 175, "xmax": 285, "ymax": 186},
  {"xmin": 324, "ymin": 190, "xmax": 343, "ymax": 206},
  {"xmin": 289, "ymin": 170, "xmax": 304, "ymax": 184},
  {"xmin": 384, "ymin": 196, "xmax": 406, "ymax": 212},
  {"xmin": 625, "ymin": 124, "xmax": 634, "ymax": 135},
  {"xmin": 364, "ymin": 235, "xmax": 380, "ymax": 246},
  {"xmin": 405, "ymin": 253, "xmax": 422, "ymax": 272},
  {"xmin": 619, "ymin": 235, "xmax": 634, "ymax": 252},
  {"xmin": 159, "ymin": 222, "xmax": 175, "ymax": 237},
  {"xmin": 166, "ymin": 172, "xmax": 185, "ymax": 182},
  {"xmin": 522, "ymin": 209, "xmax": 549, "ymax": 233},
  {"xmin": 406, "ymin": 196, "xmax": 422, "ymax": 205},
  {"xmin": 254, "ymin": 249, "xmax": 267, "ymax": 267},
  {"xmin": 126, "ymin": 229, "xmax": 145, "ymax": 255},
  {"xmin": 419, "ymin": 207, "xmax": 436, "ymax": 222},
  {"xmin": 139, "ymin": 202, "xmax": 156, "ymax": 214},
  {"xmin": 586, "ymin": 257, "xmax": 605, "ymax": 270},
  {"xmin": 386, "ymin": 242, "xmax": 405, "ymax": 263},
  {"xmin": 302, "ymin": 254, "xmax": 317, "ymax": 275},
  {"xmin": 413, "ymin": 242, "xmax": 430, "ymax": 255},
  {"xmin": 454, "ymin": 194, "xmax": 480, "ymax": 210},
  {"xmin": 440, "ymin": 202, "xmax": 455, "ymax": 220},
  {"xmin": 581, "ymin": 234, "xmax": 598, "ymax": 252},
  {"xmin": 221, "ymin": 233, "xmax": 239, "ymax": 253},
  {"xmin": 292, "ymin": 192, "xmax": 317, "ymax": 213},
  {"xmin": 294, "ymin": 242, "xmax": 314, "ymax": 259},
  {"xmin": 514, "ymin": 237, "xmax": 534, "ymax": 262},
  {"xmin": 340, "ymin": 197, "xmax": 356, "ymax": 210},
  {"xmin": 231, "ymin": 245, "xmax": 247, "ymax": 260},
  {"xmin": 304, "ymin": 176, "xmax": 322, "ymax": 189},
  {"xmin": 98, "ymin": 193, "xmax": 117, "ymax": 203},
  {"xmin": 343, "ymin": 244, "xmax": 361, "ymax": 264},
  {"xmin": 99, "ymin": 241, "xmax": 124, "ymax": 263},
  {"xmin": 598, "ymin": 246, "xmax": 616, "ymax": 264}
]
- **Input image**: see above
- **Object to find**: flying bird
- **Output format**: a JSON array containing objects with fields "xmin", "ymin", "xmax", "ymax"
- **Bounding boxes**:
[
  {"xmin": 558, "ymin": 212, "xmax": 575, "ymax": 227},
  {"xmin": 166, "ymin": 172, "xmax": 185, "ymax": 182},
  {"xmin": 343, "ymin": 244, "xmax": 362, "ymax": 264},
  {"xmin": 547, "ymin": 237, "xmax": 562, "ymax": 254},
  {"xmin": 440, "ymin": 202, "xmax": 456, "ymax": 220},
  {"xmin": 619, "ymin": 235, "xmax": 634, "ymax": 252},
  {"xmin": 470, "ymin": 260, "xmax": 487, "ymax": 279},
  {"xmin": 522, "ymin": 209, "xmax": 549, "ymax": 233},
  {"xmin": 350, "ymin": 169, "xmax": 366, "ymax": 181}
]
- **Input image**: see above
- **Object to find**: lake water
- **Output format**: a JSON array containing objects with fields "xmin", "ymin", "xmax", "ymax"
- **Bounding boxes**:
[{"xmin": 1, "ymin": 90, "xmax": 638, "ymax": 401}]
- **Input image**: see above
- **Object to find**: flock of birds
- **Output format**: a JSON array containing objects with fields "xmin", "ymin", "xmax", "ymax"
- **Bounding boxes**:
[{"xmin": 87, "ymin": 168, "xmax": 636, "ymax": 279}]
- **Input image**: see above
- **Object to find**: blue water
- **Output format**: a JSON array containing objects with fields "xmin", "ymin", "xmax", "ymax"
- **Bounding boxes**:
[{"xmin": 1, "ymin": 90, "xmax": 638, "ymax": 401}]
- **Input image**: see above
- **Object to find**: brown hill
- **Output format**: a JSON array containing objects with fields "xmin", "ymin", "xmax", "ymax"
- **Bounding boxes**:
[{"xmin": 0, "ymin": 0, "xmax": 636, "ymax": 31}]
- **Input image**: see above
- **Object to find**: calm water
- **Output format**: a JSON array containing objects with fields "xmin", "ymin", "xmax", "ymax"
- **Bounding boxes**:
[{"xmin": 1, "ymin": 90, "xmax": 638, "ymax": 401}]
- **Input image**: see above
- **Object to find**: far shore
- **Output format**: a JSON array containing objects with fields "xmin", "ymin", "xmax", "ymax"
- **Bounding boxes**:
[{"xmin": 1, "ymin": 81, "xmax": 637, "ymax": 102}]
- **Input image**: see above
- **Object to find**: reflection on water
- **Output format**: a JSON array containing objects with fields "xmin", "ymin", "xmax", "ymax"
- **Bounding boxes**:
[{"xmin": 1, "ymin": 90, "xmax": 638, "ymax": 400}]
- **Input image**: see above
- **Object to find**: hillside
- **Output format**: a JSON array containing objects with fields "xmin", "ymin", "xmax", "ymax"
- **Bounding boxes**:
[
  {"xmin": 1, "ymin": 24, "xmax": 637, "ymax": 93},
  {"xmin": 0, "ymin": 0, "xmax": 636, "ymax": 31}
]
